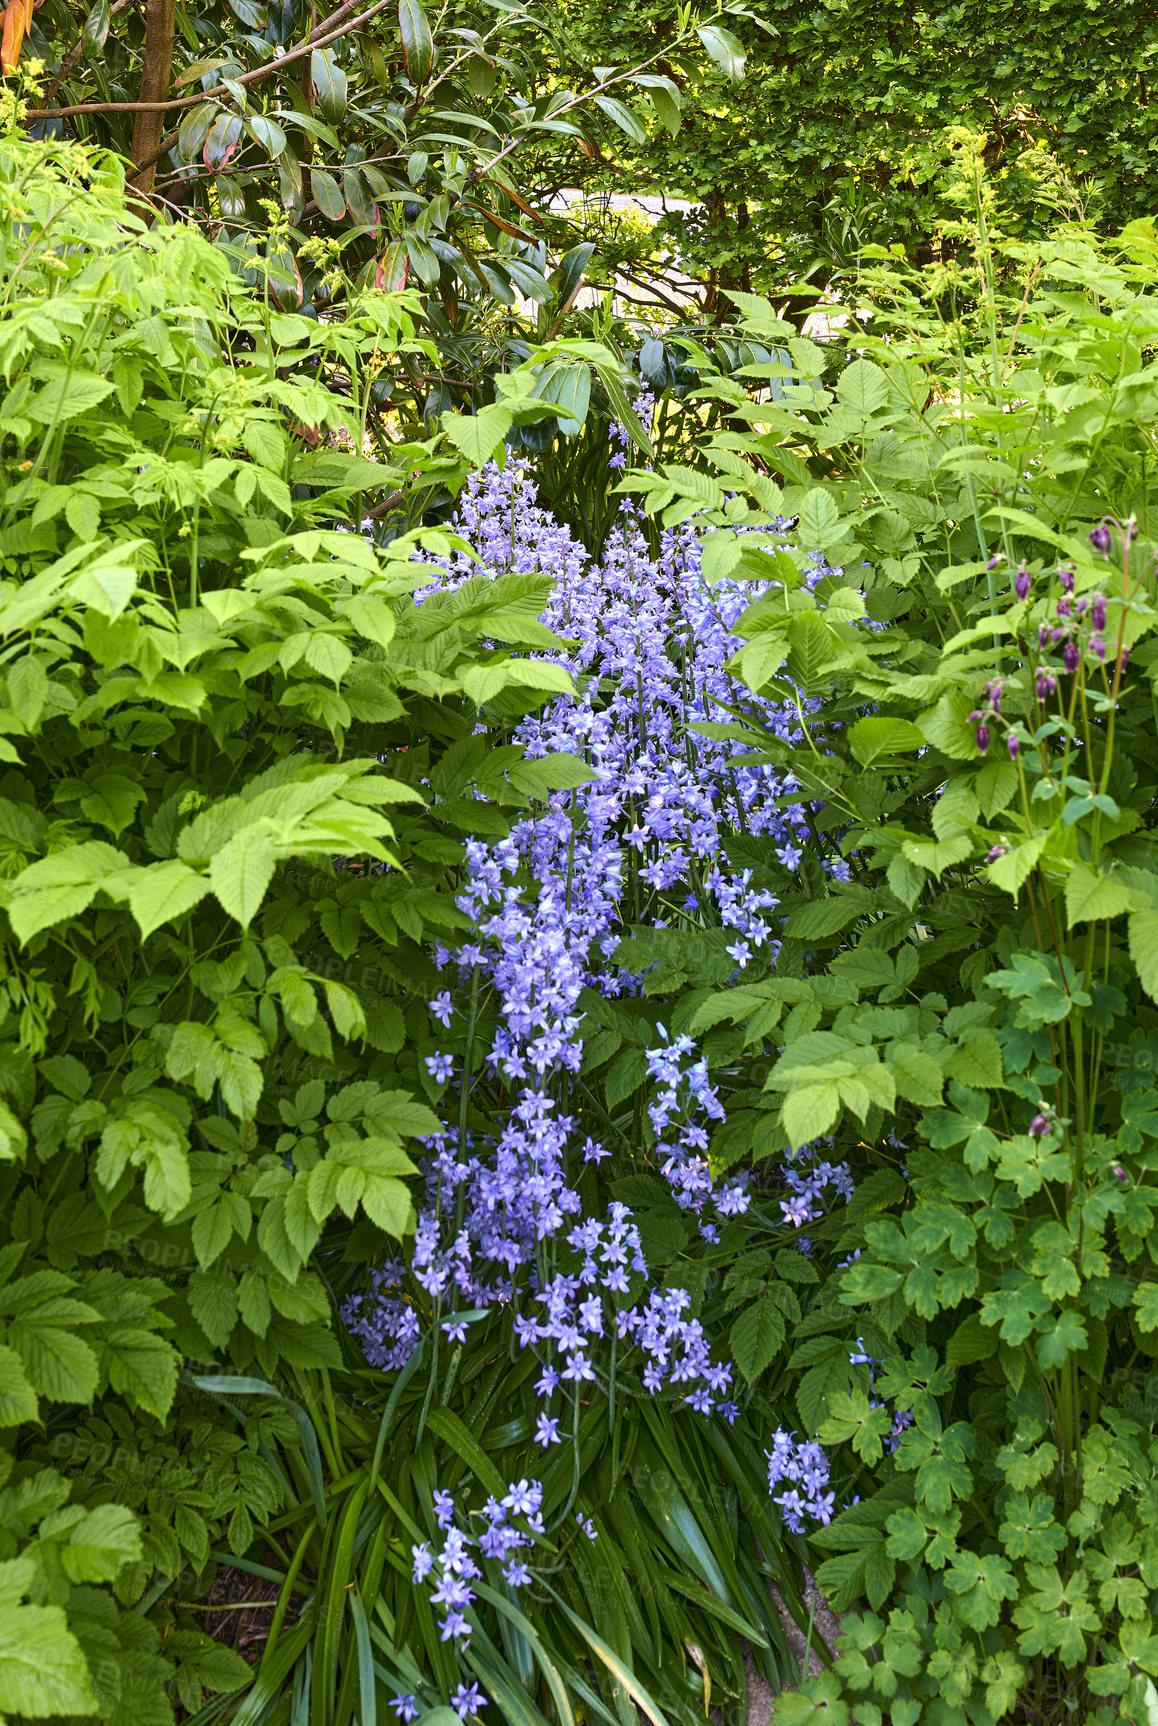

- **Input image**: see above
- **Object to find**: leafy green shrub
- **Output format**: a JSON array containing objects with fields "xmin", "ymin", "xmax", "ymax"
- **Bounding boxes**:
[
  {"xmin": 622, "ymin": 225, "xmax": 1158, "ymax": 1722},
  {"xmin": 0, "ymin": 132, "xmax": 603, "ymax": 1720}
]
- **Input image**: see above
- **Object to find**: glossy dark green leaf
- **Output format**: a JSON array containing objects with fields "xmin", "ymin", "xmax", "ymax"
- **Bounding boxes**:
[
  {"xmin": 592, "ymin": 94, "xmax": 647, "ymax": 145},
  {"xmin": 177, "ymin": 102, "xmax": 216, "ymax": 163},
  {"xmin": 311, "ymin": 48, "xmax": 348, "ymax": 123},
  {"xmin": 246, "ymin": 114, "xmax": 287, "ymax": 159},
  {"xmin": 204, "ymin": 114, "xmax": 244, "ymax": 172},
  {"xmin": 343, "ymin": 167, "xmax": 379, "ymax": 232},
  {"xmin": 310, "ymin": 168, "xmax": 345, "ymax": 221},
  {"xmin": 399, "ymin": 0, "xmax": 434, "ymax": 86},
  {"xmin": 81, "ymin": 0, "xmax": 109, "ymax": 52}
]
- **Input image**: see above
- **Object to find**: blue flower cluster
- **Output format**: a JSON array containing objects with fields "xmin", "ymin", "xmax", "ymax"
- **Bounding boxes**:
[
  {"xmin": 410, "ymin": 1476, "xmax": 545, "ymax": 1651},
  {"xmin": 344, "ymin": 449, "xmax": 850, "ymax": 1528}
]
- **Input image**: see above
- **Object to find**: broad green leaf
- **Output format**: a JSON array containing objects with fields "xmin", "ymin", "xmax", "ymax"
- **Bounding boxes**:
[
  {"xmin": 834, "ymin": 358, "xmax": 889, "ymax": 417},
  {"xmin": 1129, "ymin": 910, "xmax": 1158, "ymax": 1003},
  {"xmin": 1064, "ymin": 860, "xmax": 1139, "ymax": 927},
  {"xmin": 989, "ymin": 832, "xmax": 1047, "ymax": 897},
  {"xmin": 6, "ymin": 842, "xmax": 130, "ymax": 942},
  {"xmin": 0, "ymin": 1345, "xmax": 39, "ymax": 1426},
  {"xmin": 399, "ymin": 0, "xmax": 434, "ymax": 84},
  {"xmin": 849, "ymin": 715, "xmax": 925, "ymax": 767},
  {"xmin": 782, "ymin": 1079, "xmax": 841, "ymax": 1148},
  {"xmin": 442, "ymin": 403, "xmax": 514, "ymax": 467},
  {"xmin": 696, "ymin": 21, "xmax": 745, "ymax": 81},
  {"xmin": 795, "ymin": 488, "xmax": 845, "ymax": 549},
  {"xmin": 730, "ymin": 1294, "xmax": 787, "ymax": 1381},
  {"xmin": 0, "ymin": 1605, "xmax": 97, "ymax": 1717},
  {"xmin": 210, "ymin": 824, "xmax": 277, "ymax": 927},
  {"xmin": 311, "ymin": 49, "xmax": 348, "ymax": 123},
  {"xmin": 128, "ymin": 860, "xmax": 211, "ymax": 941}
]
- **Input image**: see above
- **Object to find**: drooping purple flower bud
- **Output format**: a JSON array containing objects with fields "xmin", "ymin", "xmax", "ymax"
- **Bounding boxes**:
[
  {"xmin": 1038, "ymin": 622, "xmax": 1052, "ymax": 648},
  {"xmin": 1063, "ymin": 641, "xmax": 1081, "ymax": 674},
  {"xmin": 1113, "ymin": 1164, "xmax": 1129, "ymax": 1182},
  {"xmin": 968, "ymin": 710, "xmax": 983, "ymax": 724},
  {"xmin": 1035, "ymin": 670, "xmax": 1057, "ymax": 699},
  {"xmin": 1090, "ymin": 593, "xmax": 1107, "ymax": 631},
  {"xmin": 1029, "ymin": 1112, "xmax": 1051, "ymax": 1138},
  {"xmin": 985, "ymin": 678, "xmax": 1003, "ymax": 713},
  {"xmin": 985, "ymin": 844, "xmax": 1008, "ymax": 862},
  {"xmin": 1127, "ymin": 519, "xmax": 1139, "ymax": 542},
  {"xmin": 1089, "ymin": 524, "xmax": 1113, "ymax": 555},
  {"xmin": 1091, "ymin": 634, "xmax": 1107, "ymax": 662},
  {"xmin": 1076, "ymin": 595, "xmax": 1089, "ymax": 616},
  {"xmin": 986, "ymin": 554, "xmax": 1003, "ymax": 570},
  {"xmin": 1059, "ymin": 564, "xmax": 1075, "ymax": 592},
  {"xmin": 1057, "ymin": 597, "xmax": 1072, "ymax": 618},
  {"xmin": 975, "ymin": 722, "xmax": 990, "ymax": 754},
  {"xmin": 1015, "ymin": 565, "xmax": 1031, "ymax": 602},
  {"xmin": 1007, "ymin": 734, "xmax": 1020, "ymax": 759}
]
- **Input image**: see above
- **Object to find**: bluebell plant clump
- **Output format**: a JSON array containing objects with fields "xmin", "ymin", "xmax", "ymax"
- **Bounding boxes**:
[{"xmin": 343, "ymin": 451, "xmax": 860, "ymax": 1710}]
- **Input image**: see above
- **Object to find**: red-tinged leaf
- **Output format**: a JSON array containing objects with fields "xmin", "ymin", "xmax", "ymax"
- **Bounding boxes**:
[
  {"xmin": 310, "ymin": 47, "xmax": 347, "ymax": 122},
  {"xmin": 204, "ymin": 114, "xmax": 243, "ymax": 173},
  {"xmin": 217, "ymin": 174, "xmax": 246, "ymax": 219},
  {"xmin": 1, "ymin": 0, "xmax": 26, "ymax": 76},
  {"xmin": 399, "ymin": 0, "xmax": 433, "ymax": 86},
  {"xmin": 268, "ymin": 243, "xmax": 303, "ymax": 311},
  {"xmin": 343, "ymin": 167, "xmax": 379, "ymax": 234},
  {"xmin": 374, "ymin": 239, "xmax": 409, "ymax": 293},
  {"xmin": 177, "ymin": 102, "xmax": 216, "ymax": 162},
  {"xmin": 310, "ymin": 168, "xmax": 345, "ymax": 221}
]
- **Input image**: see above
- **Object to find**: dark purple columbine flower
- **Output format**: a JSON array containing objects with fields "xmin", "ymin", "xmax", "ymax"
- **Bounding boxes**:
[
  {"xmin": 1059, "ymin": 564, "xmax": 1075, "ymax": 592},
  {"xmin": 1038, "ymin": 622, "xmax": 1052, "ymax": 648},
  {"xmin": 1057, "ymin": 597, "xmax": 1073, "ymax": 618},
  {"xmin": 987, "ymin": 553, "xmax": 1003, "ymax": 570},
  {"xmin": 1007, "ymin": 734, "xmax": 1020, "ymax": 759},
  {"xmin": 1036, "ymin": 670, "xmax": 1057, "ymax": 699},
  {"xmin": 1091, "ymin": 634, "xmax": 1107, "ymax": 662},
  {"xmin": 1029, "ymin": 1112, "xmax": 1052, "ymax": 1138},
  {"xmin": 1063, "ymin": 641, "xmax": 1082, "ymax": 674},
  {"xmin": 975, "ymin": 722, "xmax": 990, "ymax": 753},
  {"xmin": 1089, "ymin": 523, "xmax": 1113, "ymax": 554},
  {"xmin": 1090, "ymin": 593, "xmax": 1107, "ymax": 632},
  {"xmin": 985, "ymin": 844, "xmax": 1008, "ymax": 862},
  {"xmin": 1015, "ymin": 565, "xmax": 1032, "ymax": 602},
  {"xmin": 985, "ymin": 678, "xmax": 1004, "ymax": 713}
]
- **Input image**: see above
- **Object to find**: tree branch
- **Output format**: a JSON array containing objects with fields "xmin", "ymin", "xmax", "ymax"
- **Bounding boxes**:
[
  {"xmin": 25, "ymin": 0, "xmax": 395, "ymax": 122},
  {"xmin": 129, "ymin": 0, "xmax": 177, "ymax": 194}
]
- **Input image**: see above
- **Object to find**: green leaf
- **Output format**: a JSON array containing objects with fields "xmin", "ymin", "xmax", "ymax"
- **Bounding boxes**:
[
  {"xmin": 989, "ymin": 832, "xmax": 1047, "ymax": 896},
  {"xmin": 1065, "ymin": 860, "xmax": 1138, "ymax": 927},
  {"xmin": 311, "ymin": 168, "xmax": 345, "ymax": 221},
  {"xmin": 835, "ymin": 358, "xmax": 889, "ymax": 417},
  {"xmin": 1130, "ymin": 910, "xmax": 1158, "ymax": 1004},
  {"xmin": 1133, "ymin": 1283, "xmax": 1158, "ymax": 1334},
  {"xmin": 442, "ymin": 403, "xmax": 514, "ymax": 467},
  {"xmin": 129, "ymin": 860, "xmax": 211, "ymax": 941},
  {"xmin": 782, "ymin": 1079, "xmax": 841, "ymax": 1147},
  {"xmin": 593, "ymin": 95, "xmax": 648, "ymax": 144},
  {"xmin": 210, "ymin": 824, "xmax": 277, "ymax": 927},
  {"xmin": 6, "ymin": 843, "xmax": 130, "ymax": 942},
  {"xmin": 399, "ymin": 0, "xmax": 434, "ymax": 84},
  {"xmin": 0, "ymin": 1345, "xmax": 39, "ymax": 1425},
  {"xmin": 849, "ymin": 715, "xmax": 925, "ymax": 767},
  {"xmin": 647, "ymin": 83, "xmax": 681, "ymax": 136},
  {"xmin": 0, "ymin": 1604, "xmax": 97, "ymax": 1717},
  {"xmin": 795, "ymin": 488, "xmax": 845, "ymax": 549},
  {"xmin": 311, "ymin": 49, "xmax": 348, "ymax": 123},
  {"xmin": 696, "ymin": 21, "xmax": 746, "ymax": 80},
  {"xmin": 730, "ymin": 1294, "xmax": 787, "ymax": 1381}
]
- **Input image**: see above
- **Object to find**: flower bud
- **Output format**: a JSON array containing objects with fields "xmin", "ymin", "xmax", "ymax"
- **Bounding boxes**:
[
  {"xmin": 1035, "ymin": 670, "xmax": 1057, "ymax": 699},
  {"xmin": 1063, "ymin": 641, "xmax": 1081, "ymax": 674},
  {"xmin": 1089, "ymin": 524, "xmax": 1112, "ymax": 554},
  {"xmin": 985, "ymin": 844, "xmax": 1008, "ymax": 862},
  {"xmin": 1059, "ymin": 564, "xmax": 1075, "ymax": 592},
  {"xmin": 1038, "ymin": 622, "xmax": 1052, "ymax": 647},
  {"xmin": 1058, "ymin": 597, "xmax": 1072, "ymax": 618},
  {"xmin": 1091, "ymin": 594, "xmax": 1107, "ymax": 631},
  {"xmin": 1015, "ymin": 566, "xmax": 1031, "ymax": 602},
  {"xmin": 1007, "ymin": 734, "xmax": 1020, "ymax": 759},
  {"xmin": 975, "ymin": 722, "xmax": 990, "ymax": 754},
  {"xmin": 986, "ymin": 554, "xmax": 1003, "ymax": 570},
  {"xmin": 1091, "ymin": 634, "xmax": 1107, "ymax": 662},
  {"xmin": 1113, "ymin": 1164, "xmax": 1129, "ymax": 1182},
  {"xmin": 1029, "ymin": 1112, "xmax": 1051, "ymax": 1138}
]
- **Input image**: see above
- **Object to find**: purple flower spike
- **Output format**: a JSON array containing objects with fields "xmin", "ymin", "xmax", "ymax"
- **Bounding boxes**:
[
  {"xmin": 1015, "ymin": 566, "xmax": 1031, "ymax": 602},
  {"xmin": 1090, "ymin": 593, "xmax": 1107, "ymax": 632},
  {"xmin": 1063, "ymin": 641, "xmax": 1081, "ymax": 674},
  {"xmin": 1007, "ymin": 734, "xmax": 1020, "ymax": 759},
  {"xmin": 1089, "ymin": 523, "xmax": 1113, "ymax": 554},
  {"xmin": 975, "ymin": 722, "xmax": 990, "ymax": 754}
]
